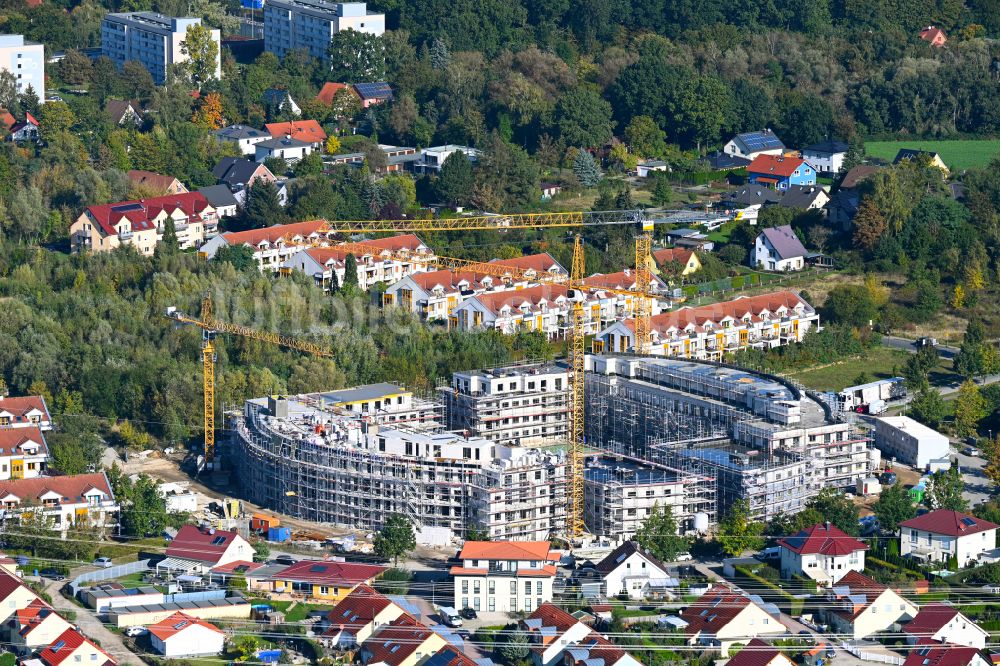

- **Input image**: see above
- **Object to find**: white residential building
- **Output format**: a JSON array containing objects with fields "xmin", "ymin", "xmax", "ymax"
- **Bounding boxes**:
[
  {"xmin": 873, "ymin": 416, "xmax": 951, "ymax": 471},
  {"xmin": 801, "ymin": 141, "xmax": 849, "ymax": 176},
  {"xmin": 0, "ymin": 427, "xmax": 48, "ymax": 480},
  {"xmin": 413, "ymin": 145, "xmax": 481, "ymax": 174},
  {"xmin": 594, "ymin": 542, "xmax": 671, "ymax": 600},
  {"xmin": 824, "ymin": 571, "xmax": 918, "ymax": 640},
  {"xmin": 0, "ymin": 35, "xmax": 45, "ymax": 101},
  {"xmin": 899, "ymin": 510, "xmax": 999, "ymax": 566},
  {"xmin": 903, "ymin": 604, "xmax": 988, "ymax": 649},
  {"xmin": 754, "ymin": 225, "xmax": 807, "ymax": 272},
  {"xmin": 165, "ymin": 525, "xmax": 255, "ymax": 571},
  {"xmin": 901, "ymin": 643, "xmax": 990, "ymax": 666},
  {"xmin": 596, "ymin": 290, "xmax": 818, "ymax": 358},
  {"xmin": 679, "ymin": 586, "xmax": 787, "ymax": 656},
  {"xmin": 200, "ymin": 219, "xmax": 333, "ymax": 270},
  {"xmin": 0, "ymin": 472, "xmax": 118, "ymax": 530},
  {"xmin": 450, "ymin": 541, "xmax": 557, "ymax": 614},
  {"xmin": 255, "ymin": 136, "xmax": 313, "ymax": 164},
  {"xmin": 8, "ymin": 599, "xmax": 73, "ymax": 650},
  {"xmin": 0, "ymin": 394, "xmax": 51, "ymax": 430},
  {"xmin": 280, "ymin": 234, "xmax": 435, "ymax": 291},
  {"xmin": 723, "ymin": 130, "xmax": 785, "ymax": 161},
  {"xmin": 384, "ymin": 270, "xmax": 500, "ymax": 321},
  {"xmin": 101, "ymin": 13, "xmax": 221, "ymax": 85},
  {"xmin": 149, "ymin": 612, "xmax": 226, "ymax": 657},
  {"xmin": 264, "ymin": 0, "xmax": 385, "ymax": 60},
  {"xmin": 522, "ymin": 604, "xmax": 593, "ymax": 666},
  {"xmin": 776, "ymin": 522, "xmax": 867, "ymax": 585},
  {"xmin": 211, "ymin": 125, "xmax": 272, "ymax": 156}
]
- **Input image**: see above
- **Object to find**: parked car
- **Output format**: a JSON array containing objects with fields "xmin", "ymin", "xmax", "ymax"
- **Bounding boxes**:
[
  {"xmin": 93, "ymin": 557, "xmax": 113, "ymax": 568},
  {"xmin": 125, "ymin": 626, "xmax": 148, "ymax": 637},
  {"xmin": 825, "ymin": 647, "xmax": 836, "ymax": 659},
  {"xmin": 674, "ymin": 552, "xmax": 693, "ymax": 562},
  {"xmin": 40, "ymin": 569, "xmax": 65, "ymax": 581},
  {"xmin": 964, "ymin": 447, "xmax": 980, "ymax": 457},
  {"xmin": 915, "ymin": 337, "xmax": 937, "ymax": 348},
  {"xmin": 273, "ymin": 555, "xmax": 296, "ymax": 566},
  {"xmin": 455, "ymin": 630, "xmax": 472, "ymax": 640},
  {"xmin": 460, "ymin": 607, "xmax": 477, "ymax": 620}
]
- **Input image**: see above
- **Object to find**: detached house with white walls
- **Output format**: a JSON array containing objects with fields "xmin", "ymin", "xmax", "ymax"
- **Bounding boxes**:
[
  {"xmin": 903, "ymin": 604, "xmax": 988, "ymax": 649},
  {"xmin": 594, "ymin": 541, "xmax": 671, "ymax": 600},
  {"xmin": 320, "ymin": 584, "xmax": 405, "ymax": 649},
  {"xmin": 754, "ymin": 225, "xmax": 807, "ymax": 271},
  {"xmin": 902, "ymin": 641, "xmax": 990, "ymax": 666},
  {"xmin": 450, "ymin": 541, "xmax": 558, "ymax": 614},
  {"xmin": 678, "ymin": 586, "xmax": 786, "ymax": 656},
  {"xmin": 823, "ymin": 571, "xmax": 917, "ymax": 640},
  {"xmin": 777, "ymin": 522, "xmax": 867, "ymax": 585},
  {"xmin": 164, "ymin": 525, "xmax": 255, "ymax": 572},
  {"xmin": 899, "ymin": 510, "xmax": 999, "ymax": 566}
]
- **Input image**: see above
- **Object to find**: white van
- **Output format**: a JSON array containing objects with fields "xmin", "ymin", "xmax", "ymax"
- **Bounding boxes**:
[{"xmin": 439, "ymin": 607, "xmax": 463, "ymax": 628}]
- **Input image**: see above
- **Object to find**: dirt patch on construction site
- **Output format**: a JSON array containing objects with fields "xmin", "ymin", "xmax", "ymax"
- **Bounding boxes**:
[{"xmin": 854, "ymin": 464, "xmax": 922, "ymax": 517}]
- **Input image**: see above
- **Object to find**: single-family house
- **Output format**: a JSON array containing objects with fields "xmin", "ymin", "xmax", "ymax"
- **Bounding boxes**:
[
  {"xmin": 652, "ymin": 248, "xmax": 701, "ymax": 276},
  {"xmin": 801, "ymin": 141, "xmax": 849, "ymax": 176},
  {"xmin": 636, "ymin": 161, "xmax": 668, "ymax": 178},
  {"xmin": 754, "ymin": 225, "xmax": 807, "ymax": 271},
  {"xmin": 247, "ymin": 559, "xmax": 385, "ymax": 602},
  {"xmin": 594, "ymin": 290, "xmax": 818, "ymax": 358},
  {"xmin": 779, "ymin": 185, "xmax": 829, "ymax": 211},
  {"xmin": 450, "ymin": 541, "xmax": 558, "ymax": 614},
  {"xmin": 703, "ymin": 152, "xmax": 752, "ymax": 171},
  {"xmin": 10, "ymin": 599, "xmax": 74, "ymax": 650},
  {"xmin": 903, "ymin": 641, "xmax": 989, "ymax": 666},
  {"xmin": 679, "ymin": 586, "xmax": 786, "ymax": 656},
  {"xmin": 196, "ymin": 185, "xmax": 240, "ymax": 219},
  {"xmin": 724, "ymin": 639, "xmax": 797, "ymax": 666},
  {"xmin": 105, "ymin": 99, "xmax": 142, "ymax": 127},
  {"xmin": 747, "ymin": 155, "xmax": 816, "ymax": 190},
  {"xmin": 919, "ymin": 26, "xmax": 948, "ymax": 47},
  {"xmin": 840, "ymin": 165, "xmax": 881, "ymax": 190},
  {"xmin": 594, "ymin": 541, "xmax": 671, "ymax": 600},
  {"xmin": 316, "ymin": 82, "xmax": 360, "ymax": 107},
  {"xmin": 827, "ymin": 189, "xmax": 860, "ymax": 231},
  {"xmin": 723, "ymin": 130, "xmax": 786, "ymax": 160},
  {"xmin": 561, "ymin": 632, "xmax": 642, "ymax": 666},
  {"xmin": 213, "ymin": 157, "xmax": 278, "ymax": 192},
  {"xmin": 776, "ymin": 522, "xmax": 867, "ymax": 584},
  {"xmin": 0, "ymin": 472, "xmax": 119, "ymax": 530},
  {"xmin": 0, "ymin": 570, "xmax": 42, "ymax": 624},
  {"xmin": 148, "ymin": 612, "xmax": 226, "ymax": 657},
  {"xmin": 321, "ymin": 583, "xmax": 404, "ymax": 650},
  {"xmin": 38, "ymin": 629, "xmax": 115, "ymax": 666},
  {"xmin": 823, "ymin": 571, "xmax": 917, "ymax": 640},
  {"xmin": 70, "ymin": 192, "xmax": 218, "ymax": 255},
  {"xmin": 164, "ymin": 525, "xmax": 255, "ymax": 572},
  {"xmin": 353, "ymin": 82, "xmax": 393, "ymax": 107},
  {"xmin": 540, "ymin": 182, "xmax": 562, "ymax": 199},
  {"xmin": 7, "ymin": 112, "xmax": 38, "ymax": 142},
  {"xmin": 199, "ymin": 219, "xmax": 331, "ymax": 269},
  {"xmin": 903, "ymin": 604, "xmax": 988, "ymax": 649},
  {"xmin": 0, "ymin": 426, "xmax": 48, "ymax": 479},
  {"xmin": 261, "ymin": 88, "xmax": 301, "ymax": 116},
  {"xmin": 358, "ymin": 614, "xmax": 446, "ymax": 666},
  {"xmin": 384, "ymin": 269, "xmax": 499, "ymax": 321},
  {"xmin": 521, "ymin": 604, "xmax": 593, "ymax": 666},
  {"xmin": 414, "ymin": 145, "xmax": 481, "ymax": 174},
  {"xmin": 255, "ymin": 136, "xmax": 313, "ymax": 164},
  {"xmin": 127, "ymin": 169, "xmax": 188, "ymax": 195},
  {"xmin": 899, "ymin": 510, "xmax": 999, "ymax": 566},
  {"xmin": 894, "ymin": 149, "xmax": 949, "ymax": 174},
  {"xmin": 265, "ymin": 120, "xmax": 327, "ymax": 148},
  {"xmin": 211, "ymin": 125, "xmax": 272, "ymax": 156},
  {"xmin": 724, "ymin": 187, "xmax": 782, "ymax": 207}
]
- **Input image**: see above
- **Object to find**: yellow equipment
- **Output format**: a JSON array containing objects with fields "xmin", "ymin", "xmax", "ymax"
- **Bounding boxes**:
[{"xmin": 166, "ymin": 294, "xmax": 332, "ymax": 462}]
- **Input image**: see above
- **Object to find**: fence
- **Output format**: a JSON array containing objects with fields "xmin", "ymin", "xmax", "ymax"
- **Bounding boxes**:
[
  {"xmin": 841, "ymin": 641, "xmax": 905, "ymax": 665},
  {"xmin": 680, "ymin": 268, "xmax": 833, "ymax": 307},
  {"xmin": 163, "ymin": 589, "xmax": 229, "ymax": 604},
  {"xmin": 69, "ymin": 559, "xmax": 152, "ymax": 596}
]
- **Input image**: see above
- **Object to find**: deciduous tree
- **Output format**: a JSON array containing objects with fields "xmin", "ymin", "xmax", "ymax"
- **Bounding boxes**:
[
  {"xmin": 373, "ymin": 513, "xmax": 416, "ymax": 566},
  {"xmin": 873, "ymin": 483, "xmax": 916, "ymax": 529},
  {"xmin": 635, "ymin": 503, "xmax": 689, "ymax": 561},
  {"xmin": 180, "ymin": 23, "xmax": 219, "ymax": 88},
  {"xmin": 954, "ymin": 380, "xmax": 987, "ymax": 438},
  {"xmin": 717, "ymin": 498, "xmax": 765, "ymax": 556}
]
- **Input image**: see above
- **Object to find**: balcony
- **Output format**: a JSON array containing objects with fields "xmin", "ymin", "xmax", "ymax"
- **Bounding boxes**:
[{"xmin": 117, "ymin": 230, "xmax": 134, "ymax": 240}]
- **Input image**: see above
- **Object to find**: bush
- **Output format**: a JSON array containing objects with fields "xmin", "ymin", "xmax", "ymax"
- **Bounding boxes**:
[{"xmin": 377, "ymin": 567, "xmax": 413, "ymax": 595}]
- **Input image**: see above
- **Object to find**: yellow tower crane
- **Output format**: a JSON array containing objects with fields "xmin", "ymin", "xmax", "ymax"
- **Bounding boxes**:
[{"xmin": 166, "ymin": 294, "xmax": 332, "ymax": 463}]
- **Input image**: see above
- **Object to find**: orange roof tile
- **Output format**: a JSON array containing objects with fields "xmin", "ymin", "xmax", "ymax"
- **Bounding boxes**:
[
  {"xmin": 265, "ymin": 120, "xmax": 327, "ymax": 144},
  {"xmin": 457, "ymin": 541, "xmax": 554, "ymax": 561}
]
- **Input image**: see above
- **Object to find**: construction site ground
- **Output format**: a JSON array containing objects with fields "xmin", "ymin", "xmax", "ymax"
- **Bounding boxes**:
[
  {"xmin": 853, "ymin": 463, "xmax": 922, "ymax": 517},
  {"xmin": 119, "ymin": 449, "xmax": 452, "ymax": 562}
]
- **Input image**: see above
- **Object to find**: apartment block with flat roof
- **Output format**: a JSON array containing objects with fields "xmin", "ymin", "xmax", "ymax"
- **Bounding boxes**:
[
  {"xmin": 0, "ymin": 35, "xmax": 44, "ymax": 101},
  {"xmin": 101, "ymin": 12, "xmax": 220, "ymax": 84},
  {"xmin": 264, "ymin": 0, "xmax": 385, "ymax": 60}
]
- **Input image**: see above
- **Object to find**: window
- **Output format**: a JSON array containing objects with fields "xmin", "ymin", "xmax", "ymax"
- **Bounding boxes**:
[
  {"xmin": 320, "ymin": 586, "xmax": 329, "ymax": 595},
  {"xmin": 474, "ymin": 580, "xmax": 481, "ymax": 594},
  {"xmin": 510, "ymin": 581, "xmax": 516, "ymax": 595},
  {"xmin": 462, "ymin": 580, "xmax": 469, "ymax": 594},
  {"xmin": 536, "ymin": 581, "xmax": 542, "ymax": 595},
  {"xmin": 910, "ymin": 530, "xmax": 918, "ymax": 543},
  {"xmin": 524, "ymin": 581, "xmax": 531, "ymax": 594},
  {"xmin": 488, "ymin": 597, "xmax": 495, "ymax": 612}
]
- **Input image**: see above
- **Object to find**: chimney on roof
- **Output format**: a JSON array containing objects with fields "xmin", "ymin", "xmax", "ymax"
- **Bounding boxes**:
[{"xmin": 825, "ymin": 521, "xmax": 831, "ymax": 531}]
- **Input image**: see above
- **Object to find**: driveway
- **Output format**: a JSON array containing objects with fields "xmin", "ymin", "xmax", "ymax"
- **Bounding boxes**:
[{"xmin": 43, "ymin": 578, "xmax": 144, "ymax": 665}]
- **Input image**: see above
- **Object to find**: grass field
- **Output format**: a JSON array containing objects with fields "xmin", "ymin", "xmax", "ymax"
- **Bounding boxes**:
[
  {"xmin": 785, "ymin": 347, "xmax": 960, "ymax": 392},
  {"xmin": 865, "ymin": 139, "xmax": 1000, "ymax": 171}
]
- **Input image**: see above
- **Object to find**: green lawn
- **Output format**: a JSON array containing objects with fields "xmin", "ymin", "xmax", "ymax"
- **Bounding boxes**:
[
  {"xmin": 784, "ymin": 347, "xmax": 911, "ymax": 392},
  {"xmin": 284, "ymin": 602, "xmax": 334, "ymax": 622},
  {"xmin": 864, "ymin": 139, "xmax": 1000, "ymax": 171}
]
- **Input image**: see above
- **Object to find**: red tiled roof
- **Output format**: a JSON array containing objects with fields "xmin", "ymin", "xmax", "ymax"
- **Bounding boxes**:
[
  {"xmin": 265, "ymin": 120, "xmax": 327, "ymax": 144},
  {"xmin": 148, "ymin": 612, "xmax": 223, "ymax": 641},
  {"xmin": 920, "ymin": 27, "xmax": 947, "ymax": 44},
  {"xmin": 580, "ymin": 270, "xmax": 666, "ymax": 291},
  {"xmin": 565, "ymin": 630, "xmax": 628, "ymax": 666},
  {"xmin": 468, "ymin": 284, "xmax": 571, "ymax": 317},
  {"xmin": 622, "ymin": 290, "xmax": 809, "ymax": 336},
  {"xmin": 0, "ymin": 427, "xmax": 47, "ymax": 456},
  {"xmin": 0, "ymin": 472, "xmax": 113, "ymax": 507},
  {"xmin": 679, "ymin": 586, "xmax": 754, "ymax": 636},
  {"xmin": 408, "ymin": 269, "xmax": 492, "ymax": 292},
  {"xmin": 269, "ymin": 559, "xmax": 385, "ymax": 586},
  {"xmin": 458, "ymin": 541, "xmax": 554, "ymax": 561},
  {"xmin": 325, "ymin": 584, "xmax": 394, "ymax": 634},
  {"xmin": 526, "ymin": 603, "xmax": 580, "ymax": 634},
  {"xmin": 39, "ymin": 629, "xmax": 114, "ymax": 666},
  {"xmin": 830, "ymin": 571, "xmax": 888, "ymax": 621},
  {"xmin": 0, "ymin": 570, "xmax": 35, "ymax": 604},
  {"xmin": 16, "ymin": 598, "xmax": 51, "ymax": 625},
  {"xmin": 362, "ymin": 615, "xmax": 432, "ymax": 666},
  {"xmin": 899, "ymin": 510, "xmax": 999, "ymax": 538},
  {"xmin": 0, "ymin": 110, "xmax": 15, "ymax": 132},
  {"xmin": 489, "ymin": 253, "xmax": 566, "ymax": 275},
  {"xmin": 364, "ymin": 234, "xmax": 428, "ymax": 252},
  {"xmin": 0, "ymin": 395, "xmax": 50, "ymax": 422},
  {"xmin": 725, "ymin": 639, "xmax": 792, "ymax": 666},
  {"xmin": 127, "ymin": 170, "xmax": 181, "ymax": 192},
  {"xmin": 85, "ymin": 193, "xmax": 212, "ymax": 238},
  {"xmin": 431, "ymin": 646, "xmax": 479, "ymax": 666},
  {"xmin": 903, "ymin": 604, "xmax": 962, "ymax": 639},
  {"xmin": 316, "ymin": 83, "xmax": 358, "ymax": 106},
  {"xmin": 210, "ymin": 560, "xmax": 264, "ymax": 575},
  {"xmin": 223, "ymin": 220, "xmax": 328, "ymax": 247},
  {"xmin": 165, "ymin": 525, "xmax": 243, "ymax": 565},
  {"xmin": 653, "ymin": 248, "xmax": 695, "ymax": 266},
  {"xmin": 777, "ymin": 523, "xmax": 868, "ymax": 556},
  {"xmin": 903, "ymin": 640, "xmax": 982, "ymax": 666},
  {"xmin": 748, "ymin": 154, "xmax": 806, "ymax": 179}
]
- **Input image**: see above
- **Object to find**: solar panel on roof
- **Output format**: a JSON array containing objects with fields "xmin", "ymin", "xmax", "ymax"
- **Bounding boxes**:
[
  {"xmin": 355, "ymin": 82, "xmax": 392, "ymax": 98},
  {"xmin": 52, "ymin": 640, "xmax": 66, "ymax": 652},
  {"xmin": 962, "ymin": 517, "xmax": 977, "ymax": 526},
  {"xmin": 111, "ymin": 203, "xmax": 145, "ymax": 213},
  {"xmin": 309, "ymin": 564, "xmax": 327, "ymax": 573},
  {"xmin": 212, "ymin": 536, "xmax": 227, "ymax": 545},
  {"xmin": 917, "ymin": 647, "xmax": 931, "ymax": 656},
  {"xmin": 174, "ymin": 620, "xmax": 189, "ymax": 629}
]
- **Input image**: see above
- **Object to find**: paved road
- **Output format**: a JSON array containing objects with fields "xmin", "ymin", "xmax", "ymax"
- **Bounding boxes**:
[
  {"xmin": 882, "ymin": 336, "xmax": 958, "ymax": 359},
  {"xmin": 43, "ymin": 577, "xmax": 144, "ymax": 665}
]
